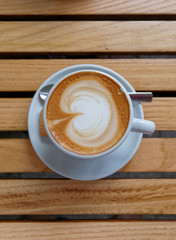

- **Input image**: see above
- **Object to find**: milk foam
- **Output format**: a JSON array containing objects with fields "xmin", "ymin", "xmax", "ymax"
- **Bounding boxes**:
[{"xmin": 60, "ymin": 80, "xmax": 118, "ymax": 148}]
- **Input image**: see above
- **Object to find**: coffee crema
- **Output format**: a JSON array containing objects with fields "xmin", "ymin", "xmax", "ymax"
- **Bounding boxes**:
[{"xmin": 46, "ymin": 71, "xmax": 130, "ymax": 155}]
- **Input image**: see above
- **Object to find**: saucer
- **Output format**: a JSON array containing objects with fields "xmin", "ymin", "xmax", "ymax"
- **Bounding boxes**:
[{"xmin": 28, "ymin": 65, "xmax": 143, "ymax": 180}]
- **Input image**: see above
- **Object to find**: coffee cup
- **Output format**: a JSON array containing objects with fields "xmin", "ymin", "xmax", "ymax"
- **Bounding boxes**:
[{"xmin": 43, "ymin": 64, "xmax": 155, "ymax": 159}]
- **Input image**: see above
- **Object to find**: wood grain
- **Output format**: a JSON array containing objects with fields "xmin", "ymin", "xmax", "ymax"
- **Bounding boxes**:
[
  {"xmin": 121, "ymin": 138, "xmax": 176, "ymax": 172},
  {"xmin": 0, "ymin": 98, "xmax": 175, "ymax": 131},
  {"xmin": 142, "ymin": 98, "xmax": 176, "ymax": 130},
  {"xmin": 0, "ymin": 0, "xmax": 176, "ymax": 15},
  {"xmin": 0, "ymin": 98, "xmax": 29, "ymax": 131},
  {"xmin": 0, "ymin": 138, "xmax": 175, "ymax": 173},
  {"xmin": 0, "ymin": 221, "xmax": 176, "ymax": 239},
  {"xmin": 1, "ymin": 59, "xmax": 176, "ymax": 91},
  {"xmin": 0, "ymin": 21, "xmax": 176, "ymax": 53},
  {"xmin": 0, "ymin": 179, "xmax": 176, "ymax": 214},
  {"xmin": 0, "ymin": 139, "xmax": 49, "ymax": 172}
]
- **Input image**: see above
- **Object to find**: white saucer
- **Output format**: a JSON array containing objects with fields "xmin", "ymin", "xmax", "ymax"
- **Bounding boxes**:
[{"xmin": 28, "ymin": 65, "xmax": 143, "ymax": 180}]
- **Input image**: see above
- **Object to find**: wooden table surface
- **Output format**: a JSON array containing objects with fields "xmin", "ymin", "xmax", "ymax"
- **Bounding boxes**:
[{"xmin": 0, "ymin": 0, "xmax": 176, "ymax": 239}]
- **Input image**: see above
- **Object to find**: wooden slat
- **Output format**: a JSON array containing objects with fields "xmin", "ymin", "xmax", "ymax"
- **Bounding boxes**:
[
  {"xmin": 0, "ymin": 98, "xmax": 175, "ymax": 131},
  {"xmin": 0, "ymin": 179, "xmax": 176, "ymax": 214},
  {"xmin": 0, "ymin": 0, "xmax": 176, "ymax": 15},
  {"xmin": 0, "ymin": 138, "xmax": 176, "ymax": 173},
  {"xmin": 0, "ymin": 221, "xmax": 176, "ymax": 239},
  {"xmin": 122, "ymin": 138, "xmax": 176, "ymax": 172},
  {"xmin": 0, "ymin": 139, "xmax": 49, "ymax": 172},
  {"xmin": 0, "ymin": 98, "xmax": 29, "ymax": 131},
  {"xmin": 0, "ymin": 21, "xmax": 176, "ymax": 53},
  {"xmin": 1, "ymin": 59, "xmax": 176, "ymax": 91},
  {"xmin": 143, "ymin": 98, "xmax": 176, "ymax": 130}
]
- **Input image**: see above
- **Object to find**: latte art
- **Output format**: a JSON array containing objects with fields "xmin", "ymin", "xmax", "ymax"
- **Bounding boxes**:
[
  {"xmin": 46, "ymin": 72, "xmax": 130, "ymax": 155},
  {"xmin": 60, "ymin": 80, "xmax": 118, "ymax": 148}
]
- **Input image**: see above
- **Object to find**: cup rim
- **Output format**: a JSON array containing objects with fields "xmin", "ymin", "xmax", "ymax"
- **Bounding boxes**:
[{"xmin": 43, "ymin": 65, "xmax": 134, "ymax": 159}]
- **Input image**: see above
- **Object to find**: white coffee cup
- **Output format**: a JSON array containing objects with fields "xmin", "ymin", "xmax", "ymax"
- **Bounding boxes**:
[{"xmin": 43, "ymin": 64, "xmax": 155, "ymax": 159}]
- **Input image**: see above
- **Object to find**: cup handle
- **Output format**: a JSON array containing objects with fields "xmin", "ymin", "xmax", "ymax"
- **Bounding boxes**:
[{"xmin": 131, "ymin": 118, "xmax": 155, "ymax": 134}]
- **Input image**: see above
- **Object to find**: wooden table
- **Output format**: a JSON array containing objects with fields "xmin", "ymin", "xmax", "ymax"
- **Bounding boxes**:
[{"xmin": 0, "ymin": 0, "xmax": 176, "ymax": 238}]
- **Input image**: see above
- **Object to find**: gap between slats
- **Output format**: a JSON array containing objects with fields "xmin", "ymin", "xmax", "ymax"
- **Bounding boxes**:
[
  {"xmin": 1, "ymin": 15, "xmax": 176, "ymax": 21},
  {"xmin": 1, "ymin": 214, "xmax": 176, "ymax": 220},
  {"xmin": 1, "ymin": 130, "xmax": 176, "ymax": 139},
  {"xmin": 0, "ymin": 53, "xmax": 176, "ymax": 59}
]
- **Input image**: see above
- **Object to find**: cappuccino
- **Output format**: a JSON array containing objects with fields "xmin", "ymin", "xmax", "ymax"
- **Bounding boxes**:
[{"xmin": 46, "ymin": 71, "xmax": 130, "ymax": 155}]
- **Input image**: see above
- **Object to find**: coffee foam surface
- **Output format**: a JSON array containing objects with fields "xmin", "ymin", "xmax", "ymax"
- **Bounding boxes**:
[
  {"xmin": 46, "ymin": 72, "xmax": 130, "ymax": 155},
  {"xmin": 60, "ymin": 80, "xmax": 118, "ymax": 148}
]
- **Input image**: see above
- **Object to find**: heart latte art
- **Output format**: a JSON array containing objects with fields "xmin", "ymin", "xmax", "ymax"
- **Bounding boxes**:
[{"xmin": 46, "ymin": 72, "xmax": 130, "ymax": 155}]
